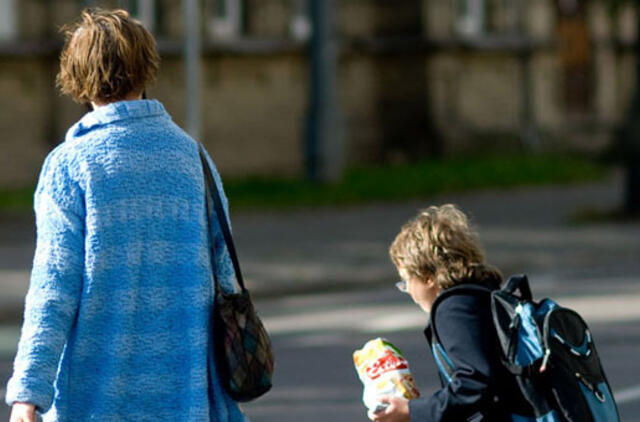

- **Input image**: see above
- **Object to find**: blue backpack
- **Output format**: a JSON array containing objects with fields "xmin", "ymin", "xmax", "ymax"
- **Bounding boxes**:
[
  {"xmin": 492, "ymin": 275, "xmax": 619, "ymax": 421},
  {"xmin": 431, "ymin": 275, "xmax": 620, "ymax": 422}
]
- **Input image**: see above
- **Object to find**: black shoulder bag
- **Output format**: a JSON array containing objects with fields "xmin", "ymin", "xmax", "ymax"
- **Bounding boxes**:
[{"xmin": 198, "ymin": 144, "xmax": 275, "ymax": 402}]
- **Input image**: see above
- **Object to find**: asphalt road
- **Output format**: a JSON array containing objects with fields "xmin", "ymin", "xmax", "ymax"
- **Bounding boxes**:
[
  {"xmin": 2, "ymin": 277, "xmax": 639, "ymax": 421},
  {"xmin": 241, "ymin": 280, "xmax": 640, "ymax": 422},
  {"xmin": 2, "ymin": 176, "xmax": 640, "ymax": 420}
]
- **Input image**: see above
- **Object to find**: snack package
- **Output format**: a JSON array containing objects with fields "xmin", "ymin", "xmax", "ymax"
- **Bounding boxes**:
[{"xmin": 353, "ymin": 338, "xmax": 420, "ymax": 413}]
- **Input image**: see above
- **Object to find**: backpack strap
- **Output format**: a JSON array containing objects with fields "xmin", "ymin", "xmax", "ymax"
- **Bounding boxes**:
[
  {"xmin": 492, "ymin": 274, "xmax": 544, "ymax": 376},
  {"xmin": 501, "ymin": 274, "xmax": 532, "ymax": 301},
  {"xmin": 430, "ymin": 283, "xmax": 495, "ymax": 345},
  {"xmin": 429, "ymin": 284, "xmax": 495, "ymax": 382},
  {"xmin": 198, "ymin": 143, "xmax": 247, "ymax": 294},
  {"xmin": 501, "ymin": 359, "xmax": 541, "ymax": 377},
  {"xmin": 431, "ymin": 342, "xmax": 455, "ymax": 384}
]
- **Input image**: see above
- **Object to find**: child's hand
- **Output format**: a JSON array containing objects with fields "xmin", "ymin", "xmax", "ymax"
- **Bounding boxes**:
[
  {"xmin": 10, "ymin": 402, "xmax": 36, "ymax": 422},
  {"xmin": 367, "ymin": 395, "xmax": 410, "ymax": 422}
]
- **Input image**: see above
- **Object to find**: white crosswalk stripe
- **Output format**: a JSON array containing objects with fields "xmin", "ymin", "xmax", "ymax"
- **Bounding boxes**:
[
  {"xmin": 616, "ymin": 384, "xmax": 640, "ymax": 404},
  {"xmin": 262, "ymin": 291, "xmax": 640, "ymax": 335}
]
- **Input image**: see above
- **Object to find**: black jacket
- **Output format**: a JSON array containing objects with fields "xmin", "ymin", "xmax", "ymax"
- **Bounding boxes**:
[{"xmin": 409, "ymin": 283, "xmax": 528, "ymax": 421}]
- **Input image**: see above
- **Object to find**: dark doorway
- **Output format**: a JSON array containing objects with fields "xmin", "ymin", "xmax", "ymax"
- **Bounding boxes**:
[{"xmin": 556, "ymin": 0, "xmax": 593, "ymax": 114}]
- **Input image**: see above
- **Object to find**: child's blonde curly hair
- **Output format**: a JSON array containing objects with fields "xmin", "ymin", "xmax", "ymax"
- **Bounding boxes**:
[{"xmin": 389, "ymin": 204, "xmax": 501, "ymax": 290}]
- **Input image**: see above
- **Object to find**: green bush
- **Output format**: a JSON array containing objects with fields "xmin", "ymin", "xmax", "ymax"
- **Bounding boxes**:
[
  {"xmin": 224, "ymin": 154, "xmax": 608, "ymax": 209},
  {"xmin": 0, "ymin": 154, "xmax": 608, "ymax": 213}
]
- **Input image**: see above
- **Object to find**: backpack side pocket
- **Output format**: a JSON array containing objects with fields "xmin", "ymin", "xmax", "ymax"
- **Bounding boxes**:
[{"xmin": 542, "ymin": 308, "xmax": 620, "ymax": 422}]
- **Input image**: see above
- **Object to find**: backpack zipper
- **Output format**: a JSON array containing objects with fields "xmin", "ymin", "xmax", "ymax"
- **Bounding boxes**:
[
  {"xmin": 539, "ymin": 307, "xmax": 556, "ymax": 373},
  {"xmin": 576, "ymin": 372, "xmax": 606, "ymax": 403},
  {"xmin": 507, "ymin": 304, "xmax": 522, "ymax": 362},
  {"xmin": 540, "ymin": 348, "xmax": 551, "ymax": 373}
]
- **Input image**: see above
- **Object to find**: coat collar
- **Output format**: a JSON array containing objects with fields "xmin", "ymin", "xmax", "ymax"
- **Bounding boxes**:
[
  {"xmin": 423, "ymin": 281, "xmax": 499, "ymax": 345},
  {"xmin": 66, "ymin": 99, "xmax": 167, "ymax": 140}
]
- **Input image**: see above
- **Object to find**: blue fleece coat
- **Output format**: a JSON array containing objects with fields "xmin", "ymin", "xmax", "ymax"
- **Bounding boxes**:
[{"xmin": 5, "ymin": 100, "xmax": 246, "ymax": 422}]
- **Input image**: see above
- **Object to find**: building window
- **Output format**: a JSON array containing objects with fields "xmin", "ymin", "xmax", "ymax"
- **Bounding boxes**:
[
  {"xmin": 0, "ymin": 0, "xmax": 18, "ymax": 40},
  {"xmin": 289, "ymin": 0, "xmax": 311, "ymax": 41},
  {"xmin": 556, "ymin": 0, "xmax": 592, "ymax": 113},
  {"xmin": 456, "ymin": 0, "xmax": 486, "ymax": 37},
  {"xmin": 208, "ymin": 0, "xmax": 244, "ymax": 40},
  {"xmin": 488, "ymin": 0, "xmax": 521, "ymax": 34},
  {"xmin": 128, "ymin": 0, "xmax": 157, "ymax": 33}
]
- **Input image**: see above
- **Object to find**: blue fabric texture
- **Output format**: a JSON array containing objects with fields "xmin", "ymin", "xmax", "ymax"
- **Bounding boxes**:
[
  {"xmin": 578, "ymin": 382, "xmax": 619, "ymax": 422},
  {"xmin": 4, "ymin": 100, "xmax": 246, "ymax": 422},
  {"xmin": 511, "ymin": 410, "xmax": 561, "ymax": 422},
  {"xmin": 514, "ymin": 303, "xmax": 544, "ymax": 366}
]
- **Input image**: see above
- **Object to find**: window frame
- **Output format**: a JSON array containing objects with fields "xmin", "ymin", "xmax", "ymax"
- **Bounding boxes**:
[
  {"xmin": 289, "ymin": 0, "xmax": 311, "ymax": 42},
  {"xmin": 456, "ymin": 0, "xmax": 486, "ymax": 37},
  {"xmin": 0, "ymin": 0, "xmax": 18, "ymax": 40},
  {"xmin": 207, "ymin": 0, "xmax": 244, "ymax": 40}
]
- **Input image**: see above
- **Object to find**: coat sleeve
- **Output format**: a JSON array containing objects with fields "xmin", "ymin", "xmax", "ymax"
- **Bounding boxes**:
[
  {"xmin": 409, "ymin": 294, "xmax": 500, "ymax": 422},
  {"xmin": 200, "ymin": 147, "xmax": 237, "ymax": 294},
  {"xmin": 5, "ymin": 149, "xmax": 85, "ymax": 412}
]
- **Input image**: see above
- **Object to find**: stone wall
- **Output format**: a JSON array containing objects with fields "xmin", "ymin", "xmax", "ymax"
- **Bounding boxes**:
[
  {"xmin": 0, "ymin": 0, "xmax": 639, "ymax": 189},
  {"xmin": 0, "ymin": 58, "xmax": 59, "ymax": 188}
]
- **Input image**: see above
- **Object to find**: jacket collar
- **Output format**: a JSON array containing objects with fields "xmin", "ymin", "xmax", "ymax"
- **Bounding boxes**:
[
  {"xmin": 66, "ymin": 99, "xmax": 167, "ymax": 139},
  {"xmin": 423, "ymin": 280, "xmax": 499, "ymax": 345}
]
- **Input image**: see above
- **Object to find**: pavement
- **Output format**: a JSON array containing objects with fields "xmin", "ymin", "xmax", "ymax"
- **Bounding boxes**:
[
  {"xmin": 2, "ymin": 171, "xmax": 640, "ymax": 419},
  {"xmin": 1, "ymin": 170, "xmax": 639, "ymax": 323}
]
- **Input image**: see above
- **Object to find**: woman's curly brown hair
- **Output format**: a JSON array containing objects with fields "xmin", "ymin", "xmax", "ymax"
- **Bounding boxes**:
[
  {"xmin": 56, "ymin": 8, "xmax": 160, "ymax": 104},
  {"xmin": 389, "ymin": 204, "xmax": 502, "ymax": 290}
]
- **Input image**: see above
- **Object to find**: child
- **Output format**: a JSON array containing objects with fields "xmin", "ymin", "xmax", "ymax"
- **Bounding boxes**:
[{"xmin": 370, "ymin": 204, "xmax": 526, "ymax": 422}]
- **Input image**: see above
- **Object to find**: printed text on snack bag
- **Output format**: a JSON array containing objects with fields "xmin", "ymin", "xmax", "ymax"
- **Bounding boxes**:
[{"xmin": 366, "ymin": 350, "xmax": 409, "ymax": 380}]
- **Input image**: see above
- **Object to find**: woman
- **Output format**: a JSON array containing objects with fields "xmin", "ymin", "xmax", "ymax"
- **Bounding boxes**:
[
  {"xmin": 6, "ymin": 8, "xmax": 246, "ymax": 422},
  {"xmin": 371, "ymin": 204, "xmax": 528, "ymax": 421}
]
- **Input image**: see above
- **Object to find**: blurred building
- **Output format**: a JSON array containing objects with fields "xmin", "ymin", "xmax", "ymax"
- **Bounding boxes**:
[{"xmin": 0, "ymin": 0, "xmax": 637, "ymax": 188}]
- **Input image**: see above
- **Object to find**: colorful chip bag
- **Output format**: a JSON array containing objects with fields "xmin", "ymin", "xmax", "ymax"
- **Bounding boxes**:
[{"xmin": 353, "ymin": 338, "xmax": 420, "ymax": 413}]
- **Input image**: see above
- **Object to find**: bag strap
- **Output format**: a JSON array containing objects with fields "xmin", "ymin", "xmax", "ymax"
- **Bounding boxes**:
[
  {"xmin": 198, "ymin": 143, "xmax": 246, "ymax": 294},
  {"xmin": 502, "ymin": 274, "xmax": 532, "ymax": 301},
  {"xmin": 495, "ymin": 274, "xmax": 543, "ymax": 376},
  {"xmin": 501, "ymin": 358, "xmax": 542, "ymax": 377},
  {"xmin": 429, "ymin": 284, "xmax": 494, "ymax": 380},
  {"xmin": 430, "ymin": 284, "xmax": 494, "ymax": 343}
]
